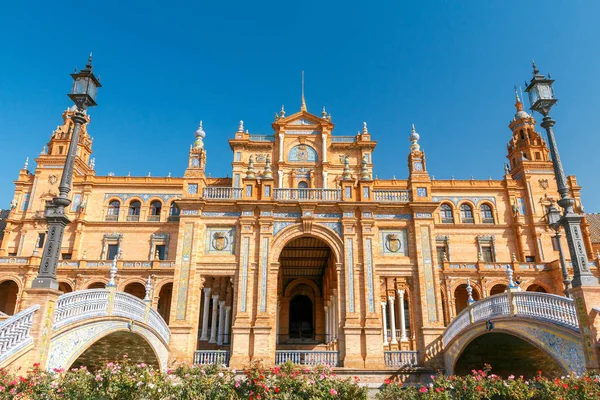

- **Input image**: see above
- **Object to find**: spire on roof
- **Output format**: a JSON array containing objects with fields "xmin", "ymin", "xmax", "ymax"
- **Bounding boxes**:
[
  {"xmin": 409, "ymin": 124, "xmax": 420, "ymax": 152},
  {"xmin": 238, "ymin": 120, "xmax": 244, "ymax": 133},
  {"xmin": 194, "ymin": 121, "xmax": 205, "ymax": 149},
  {"xmin": 300, "ymin": 71, "xmax": 307, "ymax": 111},
  {"xmin": 362, "ymin": 122, "xmax": 369, "ymax": 135}
]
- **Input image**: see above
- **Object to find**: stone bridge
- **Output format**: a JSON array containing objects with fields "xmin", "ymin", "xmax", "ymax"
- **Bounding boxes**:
[
  {"xmin": 0, "ymin": 289, "xmax": 170, "ymax": 371},
  {"xmin": 442, "ymin": 291, "xmax": 585, "ymax": 376}
]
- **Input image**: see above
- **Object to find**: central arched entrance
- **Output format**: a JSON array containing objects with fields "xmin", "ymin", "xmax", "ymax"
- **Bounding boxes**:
[
  {"xmin": 454, "ymin": 332, "xmax": 564, "ymax": 378},
  {"xmin": 277, "ymin": 236, "xmax": 338, "ymax": 347}
]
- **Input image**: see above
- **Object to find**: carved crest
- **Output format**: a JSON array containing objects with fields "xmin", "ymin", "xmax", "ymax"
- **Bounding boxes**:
[
  {"xmin": 385, "ymin": 233, "xmax": 401, "ymax": 253},
  {"xmin": 48, "ymin": 175, "xmax": 58, "ymax": 184},
  {"xmin": 212, "ymin": 232, "xmax": 228, "ymax": 251},
  {"xmin": 296, "ymin": 145, "xmax": 309, "ymax": 161},
  {"xmin": 255, "ymin": 154, "xmax": 267, "ymax": 163},
  {"xmin": 538, "ymin": 179, "xmax": 549, "ymax": 189}
]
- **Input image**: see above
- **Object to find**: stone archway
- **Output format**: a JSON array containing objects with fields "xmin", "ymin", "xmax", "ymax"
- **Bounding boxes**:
[
  {"xmin": 527, "ymin": 284, "xmax": 547, "ymax": 293},
  {"xmin": 124, "ymin": 282, "xmax": 145, "ymax": 300},
  {"xmin": 489, "ymin": 284, "xmax": 507, "ymax": 296},
  {"xmin": 454, "ymin": 332, "xmax": 563, "ymax": 378},
  {"xmin": 454, "ymin": 284, "xmax": 480, "ymax": 315},
  {"xmin": 0, "ymin": 280, "xmax": 19, "ymax": 315},
  {"xmin": 157, "ymin": 282, "xmax": 173, "ymax": 325},
  {"xmin": 69, "ymin": 331, "xmax": 159, "ymax": 371}
]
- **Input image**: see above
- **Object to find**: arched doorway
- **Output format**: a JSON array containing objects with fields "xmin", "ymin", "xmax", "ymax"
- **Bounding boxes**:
[
  {"xmin": 278, "ymin": 236, "xmax": 337, "ymax": 346},
  {"xmin": 527, "ymin": 284, "xmax": 547, "ymax": 293},
  {"xmin": 0, "ymin": 280, "xmax": 18, "ymax": 315},
  {"xmin": 69, "ymin": 331, "xmax": 159, "ymax": 372},
  {"xmin": 59, "ymin": 282, "xmax": 73, "ymax": 293},
  {"xmin": 489, "ymin": 284, "xmax": 507, "ymax": 296},
  {"xmin": 454, "ymin": 284, "xmax": 480, "ymax": 315},
  {"xmin": 157, "ymin": 283, "xmax": 173, "ymax": 325},
  {"xmin": 124, "ymin": 282, "xmax": 146, "ymax": 300},
  {"xmin": 289, "ymin": 295, "xmax": 313, "ymax": 339},
  {"xmin": 454, "ymin": 332, "xmax": 564, "ymax": 378}
]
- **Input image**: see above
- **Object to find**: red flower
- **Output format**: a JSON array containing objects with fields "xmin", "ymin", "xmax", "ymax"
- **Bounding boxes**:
[
  {"xmin": 419, "ymin": 387, "xmax": 428, "ymax": 393},
  {"xmin": 274, "ymin": 387, "xmax": 279, "ymax": 393},
  {"xmin": 562, "ymin": 383, "xmax": 569, "ymax": 389},
  {"xmin": 476, "ymin": 385, "xmax": 482, "ymax": 391},
  {"xmin": 384, "ymin": 379, "xmax": 391, "ymax": 385}
]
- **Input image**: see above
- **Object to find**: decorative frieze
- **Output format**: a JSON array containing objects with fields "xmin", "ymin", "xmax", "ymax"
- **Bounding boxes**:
[{"xmin": 103, "ymin": 193, "xmax": 181, "ymax": 202}]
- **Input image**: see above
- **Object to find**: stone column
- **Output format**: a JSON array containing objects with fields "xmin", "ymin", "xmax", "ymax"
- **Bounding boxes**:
[
  {"xmin": 217, "ymin": 300, "xmax": 225, "ymax": 345},
  {"xmin": 200, "ymin": 287, "xmax": 211, "ymax": 341},
  {"xmin": 381, "ymin": 301, "xmax": 389, "ymax": 345},
  {"xmin": 322, "ymin": 171, "xmax": 328, "ymax": 189},
  {"xmin": 324, "ymin": 304, "xmax": 329, "ymax": 342},
  {"xmin": 398, "ymin": 289, "xmax": 408, "ymax": 341},
  {"xmin": 278, "ymin": 134, "xmax": 284, "ymax": 162},
  {"xmin": 224, "ymin": 306, "xmax": 231, "ymax": 344},
  {"xmin": 388, "ymin": 296, "xmax": 398, "ymax": 344},
  {"xmin": 278, "ymin": 170, "xmax": 283, "ymax": 188},
  {"xmin": 209, "ymin": 294, "xmax": 219, "ymax": 343},
  {"xmin": 322, "ymin": 133, "xmax": 328, "ymax": 163},
  {"xmin": 332, "ymin": 292, "xmax": 338, "ymax": 339},
  {"xmin": 276, "ymin": 301, "xmax": 281, "ymax": 344}
]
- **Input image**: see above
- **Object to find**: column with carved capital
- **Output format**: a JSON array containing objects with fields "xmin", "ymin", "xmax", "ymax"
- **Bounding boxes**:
[
  {"xmin": 217, "ymin": 300, "xmax": 225, "ymax": 345},
  {"xmin": 209, "ymin": 294, "xmax": 219, "ymax": 343},
  {"xmin": 381, "ymin": 301, "xmax": 389, "ymax": 346},
  {"xmin": 388, "ymin": 295, "xmax": 398, "ymax": 344},
  {"xmin": 398, "ymin": 289, "xmax": 408, "ymax": 341},
  {"xmin": 200, "ymin": 287, "xmax": 211, "ymax": 340},
  {"xmin": 224, "ymin": 306, "xmax": 231, "ymax": 344}
]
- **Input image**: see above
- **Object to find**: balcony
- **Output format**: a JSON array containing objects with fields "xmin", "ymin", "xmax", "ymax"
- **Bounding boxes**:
[
  {"xmin": 202, "ymin": 187, "xmax": 242, "ymax": 200},
  {"xmin": 383, "ymin": 351, "xmax": 418, "ymax": 367},
  {"xmin": 126, "ymin": 215, "xmax": 140, "ymax": 222},
  {"xmin": 482, "ymin": 217, "xmax": 495, "ymax": 224},
  {"xmin": 275, "ymin": 350, "xmax": 338, "ymax": 367},
  {"xmin": 167, "ymin": 215, "xmax": 180, "ymax": 222},
  {"xmin": 274, "ymin": 188, "xmax": 341, "ymax": 202},
  {"xmin": 331, "ymin": 136, "xmax": 356, "ymax": 143},
  {"xmin": 373, "ymin": 190, "xmax": 411, "ymax": 202},
  {"xmin": 462, "ymin": 218, "xmax": 474, "ymax": 224},
  {"xmin": 194, "ymin": 350, "xmax": 230, "ymax": 366},
  {"xmin": 105, "ymin": 215, "xmax": 118, "ymax": 222},
  {"xmin": 147, "ymin": 215, "xmax": 161, "ymax": 222},
  {"xmin": 248, "ymin": 134, "xmax": 275, "ymax": 142}
]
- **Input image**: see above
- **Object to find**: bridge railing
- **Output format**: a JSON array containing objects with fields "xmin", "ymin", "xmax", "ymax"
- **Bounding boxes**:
[
  {"xmin": 383, "ymin": 351, "xmax": 418, "ymax": 367},
  {"xmin": 275, "ymin": 350, "xmax": 339, "ymax": 366},
  {"xmin": 0, "ymin": 305, "xmax": 39, "ymax": 363},
  {"xmin": 194, "ymin": 350, "xmax": 230, "ymax": 366},
  {"xmin": 442, "ymin": 291, "xmax": 578, "ymax": 347},
  {"xmin": 53, "ymin": 289, "xmax": 170, "ymax": 344}
]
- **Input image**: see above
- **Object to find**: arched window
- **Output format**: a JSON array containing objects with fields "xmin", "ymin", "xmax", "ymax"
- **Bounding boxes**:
[
  {"xmin": 148, "ymin": 201, "xmax": 162, "ymax": 221},
  {"xmin": 481, "ymin": 204, "xmax": 494, "ymax": 224},
  {"xmin": 440, "ymin": 204, "xmax": 454, "ymax": 224},
  {"xmin": 460, "ymin": 204, "xmax": 474, "ymax": 223},
  {"xmin": 168, "ymin": 203, "xmax": 180, "ymax": 221},
  {"xmin": 106, "ymin": 200, "xmax": 120, "ymax": 221},
  {"xmin": 128, "ymin": 201, "xmax": 141, "ymax": 222},
  {"xmin": 298, "ymin": 181, "xmax": 309, "ymax": 189}
]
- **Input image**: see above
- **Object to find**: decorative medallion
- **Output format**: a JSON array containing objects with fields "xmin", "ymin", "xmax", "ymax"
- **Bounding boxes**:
[
  {"xmin": 48, "ymin": 175, "xmax": 58, "ymax": 184},
  {"xmin": 288, "ymin": 145, "xmax": 317, "ymax": 163},
  {"xmin": 385, "ymin": 234, "xmax": 401, "ymax": 253},
  {"xmin": 255, "ymin": 154, "xmax": 267, "ymax": 163},
  {"xmin": 212, "ymin": 232, "xmax": 228, "ymax": 251},
  {"xmin": 539, "ymin": 179, "xmax": 549, "ymax": 189}
]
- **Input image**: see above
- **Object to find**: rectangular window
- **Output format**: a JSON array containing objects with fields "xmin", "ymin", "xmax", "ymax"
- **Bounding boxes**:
[
  {"xmin": 37, "ymin": 233, "xmax": 45, "ymax": 249},
  {"xmin": 363, "ymin": 187, "xmax": 370, "ymax": 199},
  {"xmin": 535, "ymin": 152, "xmax": 541, "ymax": 160},
  {"xmin": 345, "ymin": 187, "xmax": 351, "ymax": 199},
  {"xmin": 155, "ymin": 245, "xmax": 166, "ymax": 260},
  {"xmin": 61, "ymin": 253, "xmax": 72, "ymax": 260},
  {"xmin": 482, "ymin": 246, "xmax": 494, "ymax": 262},
  {"xmin": 107, "ymin": 244, "xmax": 119, "ymax": 260},
  {"xmin": 436, "ymin": 246, "xmax": 446, "ymax": 265},
  {"xmin": 21, "ymin": 193, "xmax": 30, "ymax": 211},
  {"xmin": 234, "ymin": 174, "xmax": 241, "ymax": 188},
  {"xmin": 235, "ymin": 152, "xmax": 241, "ymax": 162},
  {"xmin": 525, "ymin": 256, "xmax": 535, "ymax": 262},
  {"xmin": 246, "ymin": 185, "xmax": 252, "ymax": 197},
  {"xmin": 264, "ymin": 185, "xmax": 271, "ymax": 197}
]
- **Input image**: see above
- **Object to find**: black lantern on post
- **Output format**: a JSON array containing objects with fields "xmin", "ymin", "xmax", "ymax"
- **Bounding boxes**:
[
  {"xmin": 524, "ymin": 62, "xmax": 597, "ymax": 289},
  {"xmin": 32, "ymin": 55, "xmax": 101, "ymax": 290}
]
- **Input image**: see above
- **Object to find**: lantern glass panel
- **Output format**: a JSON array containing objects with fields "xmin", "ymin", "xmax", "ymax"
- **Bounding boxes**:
[
  {"xmin": 72, "ymin": 77, "xmax": 90, "ymax": 95},
  {"xmin": 547, "ymin": 206, "xmax": 561, "ymax": 227},
  {"xmin": 87, "ymin": 80, "xmax": 98, "ymax": 100},
  {"xmin": 537, "ymin": 82, "xmax": 554, "ymax": 100}
]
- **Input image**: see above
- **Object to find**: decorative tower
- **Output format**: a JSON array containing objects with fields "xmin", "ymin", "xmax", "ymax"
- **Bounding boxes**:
[
  {"xmin": 407, "ymin": 124, "xmax": 431, "ymax": 202},
  {"xmin": 183, "ymin": 122, "xmax": 208, "ymax": 198}
]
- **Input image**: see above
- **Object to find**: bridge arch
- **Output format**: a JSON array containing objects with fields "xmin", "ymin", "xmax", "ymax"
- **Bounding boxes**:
[{"xmin": 443, "ymin": 292, "xmax": 585, "ymax": 377}]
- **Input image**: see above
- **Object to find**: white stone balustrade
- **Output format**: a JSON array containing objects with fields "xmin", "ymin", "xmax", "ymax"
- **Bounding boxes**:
[
  {"xmin": 194, "ymin": 350, "xmax": 230, "ymax": 365},
  {"xmin": 383, "ymin": 351, "xmax": 418, "ymax": 367},
  {"xmin": 0, "ymin": 305, "xmax": 39, "ymax": 363},
  {"xmin": 443, "ymin": 292, "xmax": 579, "ymax": 347},
  {"xmin": 373, "ymin": 190, "xmax": 411, "ymax": 202},
  {"xmin": 202, "ymin": 187, "xmax": 242, "ymax": 200},
  {"xmin": 273, "ymin": 188, "xmax": 342, "ymax": 202},
  {"xmin": 275, "ymin": 350, "xmax": 339, "ymax": 366},
  {"xmin": 53, "ymin": 289, "xmax": 170, "ymax": 344}
]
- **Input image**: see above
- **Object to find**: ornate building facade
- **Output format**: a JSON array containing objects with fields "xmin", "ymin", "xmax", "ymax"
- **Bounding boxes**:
[{"xmin": 1, "ymin": 93, "xmax": 598, "ymax": 372}]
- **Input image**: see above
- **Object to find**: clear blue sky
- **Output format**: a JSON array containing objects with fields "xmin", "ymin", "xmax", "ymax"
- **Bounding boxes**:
[{"xmin": 1, "ymin": 1, "xmax": 599, "ymax": 210}]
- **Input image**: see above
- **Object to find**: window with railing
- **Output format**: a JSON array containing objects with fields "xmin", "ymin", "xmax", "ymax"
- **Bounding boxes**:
[
  {"xmin": 147, "ymin": 200, "xmax": 162, "ymax": 222},
  {"xmin": 127, "ymin": 201, "xmax": 141, "ymax": 222},
  {"xmin": 460, "ymin": 204, "xmax": 474, "ymax": 224},
  {"xmin": 440, "ymin": 204, "xmax": 454, "ymax": 224},
  {"xmin": 105, "ymin": 200, "xmax": 120, "ymax": 221},
  {"xmin": 168, "ymin": 203, "xmax": 180, "ymax": 222},
  {"xmin": 480, "ymin": 204, "xmax": 494, "ymax": 224}
]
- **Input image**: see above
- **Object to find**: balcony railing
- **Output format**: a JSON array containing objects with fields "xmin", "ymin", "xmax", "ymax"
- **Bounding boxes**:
[
  {"xmin": 275, "ymin": 350, "xmax": 338, "ymax": 366},
  {"xmin": 167, "ymin": 215, "xmax": 180, "ymax": 222},
  {"xmin": 203, "ymin": 187, "xmax": 242, "ymax": 200},
  {"xmin": 105, "ymin": 215, "xmax": 118, "ymax": 222},
  {"xmin": 274, "ymin": 188, "xmax": 342, "ymax": 202},
  {"xmin": 462, "ymin": 218, "xmax": 474, "ymax": 224},
  {"xmin": 126, "ymin": 215, "xmax": 140, "ymax": 222},
  {"xmin": 249, "ymin": 134, "xmax": 275, "ymax": 142},
  {"xmin": 194, "ymin": 350, "xmax": 230, "ymax": 365},
  {"xmin": 441, "ymin": 218, "xmax": 454, "ymax": 224},
  {"xmin": 147, "ymin": 215, "xmax": 161, "ymax": 222},
  {"xmin": 331, "ymin": 136, "xmax": 356, "ymax": 143},
  {"xmin": 373, "ymin": 190, "xmax": 411, "ymax": 202},
  {"xmin": 383, "ymin": 351, "xmax": 418, "ymax": 367},
  {"xmin": 482, "ymin": 218, "xmax": 495, "ymax": 224}
]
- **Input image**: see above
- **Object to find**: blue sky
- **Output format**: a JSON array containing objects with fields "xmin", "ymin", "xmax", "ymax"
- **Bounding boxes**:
[{"xmin": 1, "ymin": 1, "xmax": 599, "ymax": 210}]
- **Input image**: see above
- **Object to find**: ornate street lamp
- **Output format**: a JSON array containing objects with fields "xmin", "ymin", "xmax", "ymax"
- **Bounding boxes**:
[
  {"xmin": 525, "ymin": 62, "xmax": 596, "ymax": 288},
  {"xmin": 546, "ymin": 204, "xmax": 571, "ymax": 296},
  {"xmin": 32, "ymin": 55, "xmax": 101, "ymax": 289}
]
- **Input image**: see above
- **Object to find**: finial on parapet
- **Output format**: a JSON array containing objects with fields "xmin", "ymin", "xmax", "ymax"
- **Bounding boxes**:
[
  {"xmin": 41, "ymin": 146, "xmax": 47, "ymax": 155},
  {"xmin": 238, "ymin": 120, "xmax": 244, "ymax": 133},
  {"xmin": 300, "ymin": 71, "xmax": 307, "ymax": 111},
  {"xmin": 23, "ymin": 157, "xmax": 29, "ymax": 170},
  {"xmin": 144, "ymin": 275, "xmax": 152, "ymax": 302},
  {"xmin": 360, "ymin": 155, "xmax": 370, "ymax": 180},
  {"xmin": 322, "ymin": 106, "xmax": 327, "ymax": 118},
  {"xmin": 409, "ymin": 124, "xmax": 420, "ymax": 152},
  {"xmin": 342, "ymin": 156, "xmax": 352, "ymax": 181},
  {"xmin": 107, "ymin": 256, "xmax": 118, "ymax": 287},
  {"xmin": 504, "ymin": 162, "xmax": 510, "ymax": 175},
  {"xmin": 194, "ymin": 121, "xmax": 206, "ymax": 149},
  {"xmin": 466, "ymin": 278, "xmax": 475, "ymax": 304},
  {"xmin": 263, "ymin": 156, "xmax": 273, "ymax": 179},
  {"xmin": 507, "ymin": 265, "xmax": 516, "ymax": 289},
  {"xmin": 280, "ymin": 105, "xmax": 285, "ymax": 118},
  {"xmin": 362, "ymin": 122, "xmax": 369, "ymax": 135},
  {"xmin": 246, "ymin": 155, "xmax": 256, "ymax": 179}
]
